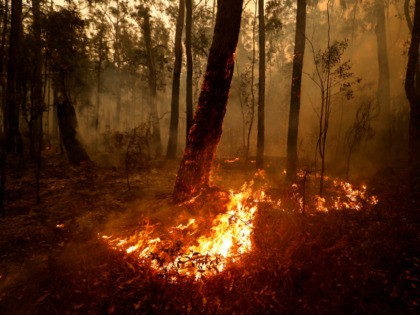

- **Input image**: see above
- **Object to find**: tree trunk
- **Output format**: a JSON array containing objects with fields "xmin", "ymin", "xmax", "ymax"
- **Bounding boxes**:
[
  {"xmin": 375, "ymin": 0, "xmax": 391, "ymax": 122},
  {"xmin": 4, "ymin": 0, "xmax": 23, "ymax": 154},
  {"xmin": 286, "ymin": 0, "xmax": 306, "ymax": 181},
  {"xmin": 256, "ymin": 0, "xmax": 265, "ymax": 169},
  {"xmin": 55, "ymin": 75, "xmax": 90, "ymax": 165},
  {"xmin": 166, "ymin": 0, "xmax": 185, "ymax": 159},
  {"xmin": 114, "ymin": 0, "xmax": 122, "ymax": 129},
  {"xmin": 405, "ymin": 0, "xmax": 420, "ymax": 203},
  {"xmin": 186, "ymin": 0, "xmax": 193, "ymax": 141},
  {"xmin": 31, "ymin": 0, "xmax": 43, "ymax": 203},
  {"xmin": 405, "ymin": 0, "xmax": 413, "ymax": 32},
  {"xmin": 0, "ymin": 0, "xmax": 8, "ymax": 110},
  {"xmin": 142, "ymin": 10, "xmax": 162, "ymax": 157},
  {"xmin": 173, "ymin": 0, "xmax": 244, "ymax": 202},
  {"xmin": 30, "ymin": 0, "xmax": 43, "ymax": 161},
  {"xmin": 404, "ymin": 0, "xmax": 420, "ymax": 93},
  {"xmin": 0, "ymin": 0, "xmax": 8, "ymax": 214}
]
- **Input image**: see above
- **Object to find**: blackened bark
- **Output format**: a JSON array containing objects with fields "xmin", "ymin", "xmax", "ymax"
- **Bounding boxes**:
[
  {"xmin": 186, "ymin": 0, "xmax": 193, "ymax": 141},
  {"xmin": 4, "ymin": 0, "xmax": 23, "ymax": 154},
  {"xmin": 405, "ymin": 0, "xmax": 413, "ymax": 32},
  {"xmin": 404, "ymin": 0, "xmax": 420, "ymax": 93},
  {"xmin": 142, "ymin": 10, "xmax": 162, "ymax": 157},
  {"xmin": 31, "ymin": 0, "xmax": 43, "ymax": 203},
  {"xmin": 173, "ymin": 0, "xmax": 244, "ymax": 202},
  {"xmin": 166, "ymin": 0, "xmax": 185, "ymax": 159},
  {"xmin": 405, "ymin": 0, "xmax": 420, "ymax": 202},
  {"xmin": 256, "ymin": 0, "xmax": 265, "ymax": 169},
  {"xmin": 0, "ymin": 0, "xmax": 8, "ymax": 214},
  {"xmin": 56, "ymin": 76, "xmax": 90, "ymax": 165},
  {"xmin": 0, "ymin": 0, "xmax": 8, "ymax": 108},
  {"xmin": 286, "ymin": 0, "xmax": 306, "ymax": 181}
]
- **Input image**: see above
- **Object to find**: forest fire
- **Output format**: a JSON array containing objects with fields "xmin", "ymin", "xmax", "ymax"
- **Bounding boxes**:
[
  {"xmin": 101, "ymin": 174, "xmax": 378, "ymax": 281},
  {"xmin": 101, "ymin": 181, "xmax": 268, "ymax": 280}
]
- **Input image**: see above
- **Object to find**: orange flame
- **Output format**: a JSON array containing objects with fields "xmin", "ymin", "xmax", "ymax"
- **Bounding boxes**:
[{"xmin": 101, "ymin": 181, "xmax": 267, "ymax": 280}]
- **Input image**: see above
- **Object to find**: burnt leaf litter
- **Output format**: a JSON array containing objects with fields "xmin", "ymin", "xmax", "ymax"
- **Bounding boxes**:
[{"xmin": 0, "ymin": 153, "xmax": 418, "ymax": 314}]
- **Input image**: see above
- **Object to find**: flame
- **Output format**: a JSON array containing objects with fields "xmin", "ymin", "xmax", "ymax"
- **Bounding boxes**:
[
  {"xmin": 101, "ymin": 173, "xmax": 378, "ymax": 280},
  {"xmin": 314, "ymin": 178, "xmax": 378, "ymax": 212},
  {"xmin": 101, "ymin": 181, "xmax": 267, "ymax": 280}
]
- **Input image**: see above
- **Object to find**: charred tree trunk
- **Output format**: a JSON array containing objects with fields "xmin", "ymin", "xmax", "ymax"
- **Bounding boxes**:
[
  {"xmin": 55, "ymin": 75, "xmax": 90, "ymax": 165},
  {"xmin": 166, "ymin": 0, "xmax": 185, "ymax": 159},
  {"xmin": 404, "ymin": 0, "xmax": 420, "ymax": 93},
  {"xmin": 405, "ymin": 0, "xmax": 420, "ymax": 203},
  {"xmin": 186, "ymin": 0, "xmax": 193, "ymax": 141},
  {"xmin": 173, "ymin": 0, "xmax": 244, "ymax": 202},
  {"xmin": 0, "ymin": 0, "xmax": 8, "ymax": 214},
  {"xmin": 256, "ymin": 0, "xmax": 265, "ymax": 169},
  {"xmin": 142, "ymin": 10, "xmax": 162, "ymax": 157},
  {"xmin": 4, "ymin": 0, "xmax": 23, "ymax": 154},
  {"xmin": 31, "ymin": 0, "xmax": 43, "ymax": 203},
  {"xmin": 286, "ymin": 0, "xmax": 306, "ymax": 181},
  {"xmin": 0, "ymin": 0, "xmax": 8, "ymax": 109},
  {"xmin": 405, "ymin": 0, "xmax": 413, "ymax": 32}
]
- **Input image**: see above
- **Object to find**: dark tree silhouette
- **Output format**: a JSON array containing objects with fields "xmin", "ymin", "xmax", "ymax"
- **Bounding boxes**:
[
  {"xmin": 140, "ymin": 7, "xmax": 162, "ymax": 157},
  {"xmin": 4, "ymin": 0, "xmax": 23, "ymax": 154},
  {"xmin": 185, "ymin": 0, "xmax": 193, "ymax": 140},
  {"xmin": 286, "ymin": 0, "xmax": 306, "ymax": 181},
  {"xmin": 31, "ymin": 0, "xmax": 43, "ymax": 203},
  {"xmin": 166, "ymin": 0, "xmax": 185, "ymax": 159},
  {"xmin": 405, "ymin": 0, "xmax": 420, "ymax": 202},
  {"xmin": 256, "ymin": 0, "xmax": 266, "ymax": 169},
  {"xmin": 173, "ymin": 0, "xmax": 244, "ymax": 202},
  {"xmin": 46, "ymin": 9, "xmax": 90, "ymax": 165}
]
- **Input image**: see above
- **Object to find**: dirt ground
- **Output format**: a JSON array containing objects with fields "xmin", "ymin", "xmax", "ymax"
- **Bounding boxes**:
[{"xmin": 0, "ymin": 152, "xmax": 418, "ymax": 314}]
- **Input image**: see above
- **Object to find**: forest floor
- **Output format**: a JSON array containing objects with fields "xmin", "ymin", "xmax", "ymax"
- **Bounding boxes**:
[{"xmin": 0, "ymin": 151, "xmax": 418, "ymax": 314}]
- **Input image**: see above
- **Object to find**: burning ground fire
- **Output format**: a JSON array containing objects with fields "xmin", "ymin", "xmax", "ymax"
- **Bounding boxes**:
[
  {"xmin": 100, "ymin": 173, "xmax": 378, "ymax": 281},
  {"xmin": 101, "ymin": 181, "xmax": 269, "ymax": 281}
]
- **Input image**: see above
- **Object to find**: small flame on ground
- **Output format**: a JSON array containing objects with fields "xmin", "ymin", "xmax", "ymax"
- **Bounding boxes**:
[{"xmin": 314, "ymin": 179, "xmax": 378, "ymax": 213}]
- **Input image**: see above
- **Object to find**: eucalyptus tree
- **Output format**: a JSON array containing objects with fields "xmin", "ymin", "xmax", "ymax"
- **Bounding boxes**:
[
  {"xmin": 44, "ymin": 8, "xmax": 90, "ymax": 164},
  {"xmin": 31, "ymin": 0, "xmax": 44, "ymax": 202},
  {"xmin": 108, "ymin": 0, "xmax": 131, "ymax": 129},
  {"xmin": 185, "ymin": 0, "xmax": 193, "ymax": 139},
  {"xmin": 191, "ymin": 2, "xmax": 213, "ymax": 97},
  {"xmin": 173, "ymin": 0, "xmax": 244, "ymax": 202},
  {"xmin": 0, "ymin": 0, "xmax": 8, "ymax": 114},
  {"xmin": 4, "ymin": 0, "xmax": 23, "ymax": 154},
  {"xmin": 166, "ymin": 0, "xmax": 185, "ymax": 159},
  {"xmin": 286, "ymin": 0, "xmax": 307, "ymax": 181},
  {"xmin": 135, "ymin": 4, "xmax": 163, "ymax": 156},
  {"xmin": 405, "ymin": 0, "xmax": 420, "ymax": 202},
  {"xmin": 87, "ymin": 1, "xmax": 111, "ymax": 143},
  {"xmin": 256, "ymin": 0, "xmax": 266, "ymax": 169}
]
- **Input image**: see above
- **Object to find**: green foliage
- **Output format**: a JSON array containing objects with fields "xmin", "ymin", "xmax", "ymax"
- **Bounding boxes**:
[{"xmin": 311, "ymin": 39, "xmax": 358, "ymax": 100}]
